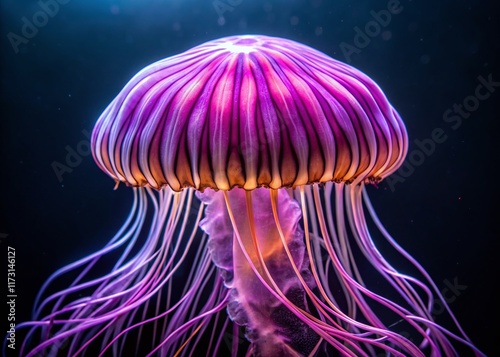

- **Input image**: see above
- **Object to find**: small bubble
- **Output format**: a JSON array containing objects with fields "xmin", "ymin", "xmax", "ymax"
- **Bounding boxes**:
[{"xmin": 315, "ymin": 26, "xmax": 323, "ymax": 36}]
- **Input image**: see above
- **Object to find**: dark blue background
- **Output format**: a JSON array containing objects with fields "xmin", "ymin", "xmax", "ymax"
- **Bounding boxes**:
[{"xmin": 1, "ymin": 0, "xmax": 498, "ymax": 356}]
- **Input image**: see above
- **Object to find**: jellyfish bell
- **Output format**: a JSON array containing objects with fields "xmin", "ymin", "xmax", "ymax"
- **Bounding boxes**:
[
  {"xmin": 92, "ymin": 34, "xmax": 406, "ymax": 192},
  {"xmin": 18, "ymin": 35, "xmax": 484, "ymax": 357}
]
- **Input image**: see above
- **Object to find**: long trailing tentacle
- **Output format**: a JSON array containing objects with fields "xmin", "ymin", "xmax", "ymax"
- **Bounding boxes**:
[
  {"xmin": 12, "ymin": 182, "xmax": 485, "ymax": 357},
  {"xmin": 293, "ymin": 181, "xmax": 485, "ymax": 356},
  {"xmin": 205, "ymin": 183, "xmax": 486, "ymax": 356},
  {"xmin": 16, "ymin": 187, "xmax": 228, "ymax": 357},
  {"xmin": 360, "ymin": 184, "xmax": 484, "ymax": 356}
]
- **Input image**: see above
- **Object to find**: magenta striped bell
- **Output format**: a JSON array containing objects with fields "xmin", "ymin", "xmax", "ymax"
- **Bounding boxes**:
[
  {"xmin": 21, "ymin": 35, "xmax": 483, "ymax": 357},
  {"xmin": 91, "ymin": 34, "xmax": 407, "ymax": 192}
]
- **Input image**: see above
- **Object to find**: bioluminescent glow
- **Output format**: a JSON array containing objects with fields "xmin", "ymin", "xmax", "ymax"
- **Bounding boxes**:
[{"xmin": 18, "ymin": 35, "xmax": 484, "ymax": 357}]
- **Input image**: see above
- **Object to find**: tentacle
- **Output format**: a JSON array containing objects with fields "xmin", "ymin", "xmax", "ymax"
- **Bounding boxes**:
[{"xmin": 16, "ymin": 187, "xmax": 227, "ymax": 357}]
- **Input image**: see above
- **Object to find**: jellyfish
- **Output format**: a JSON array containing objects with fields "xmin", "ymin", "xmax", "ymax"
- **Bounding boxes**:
[{"xmin": 17, "ymin": 35, "xmax": 484, "ymax": 356}]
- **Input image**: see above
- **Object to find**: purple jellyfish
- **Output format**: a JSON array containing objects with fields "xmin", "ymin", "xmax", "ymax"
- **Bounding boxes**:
[{"xmin": 19, "ymin": 35, "xmax": 484, "ymax": 356}]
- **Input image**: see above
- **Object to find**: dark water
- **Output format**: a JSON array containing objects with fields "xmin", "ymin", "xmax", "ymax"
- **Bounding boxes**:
[{"xmin": 1, "ymin": 0, "xmax": 498, "ymax": 356}]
